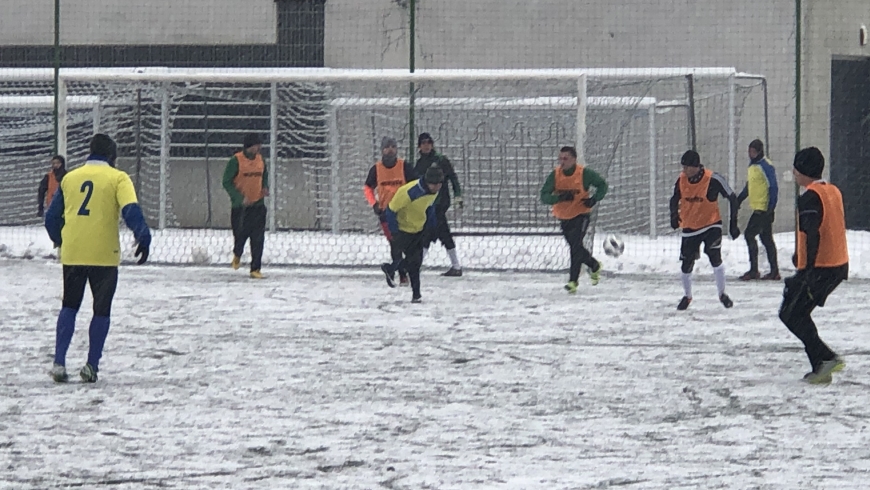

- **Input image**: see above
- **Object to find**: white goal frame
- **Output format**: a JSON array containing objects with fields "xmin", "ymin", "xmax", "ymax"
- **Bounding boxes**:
[{"xmin": 0, "ymin": 67, "xmax": 766, "ymax": 236}]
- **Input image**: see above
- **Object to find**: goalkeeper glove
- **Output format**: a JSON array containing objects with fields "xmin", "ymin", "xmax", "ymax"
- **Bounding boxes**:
[
  {"xmin": 372, "ymin": 203, "xmax": 383, "ymax": 216},
  {"xmin": 454, "ymin": 196, "xmax": 463, "ymax": 209},
  {"xmin": 135, "ymin": 242, "xmax": 150, "ymax": 265}
]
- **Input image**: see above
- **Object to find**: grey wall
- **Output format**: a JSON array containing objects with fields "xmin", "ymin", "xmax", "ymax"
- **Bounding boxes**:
[
  {"xmin": 323, "ymin": 0, "xmax": 870, "ymax": 231},
  {"xmin": 3, "ymin": 0, "xmax": 276, "ymax": 45},
  {"xmin": 115, "ymin": 158, "xmax": 317, "ymax": 230},
  {"xmin": 802, "ymin": 1, "xmax": 870, "ymax": 160}
]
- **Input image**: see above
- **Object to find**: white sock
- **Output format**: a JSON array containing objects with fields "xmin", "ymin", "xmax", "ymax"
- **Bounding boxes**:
[
  {"xmin": 447, "ymin": 248, "xmax": 461, "ymax": 269},
  {"xmin": 681, "ymin": 272, "xmax": 692, "ymax": 298},
  {"xmin": 713, "ymin": 264, "xmax": 726, "ymax": 296}
]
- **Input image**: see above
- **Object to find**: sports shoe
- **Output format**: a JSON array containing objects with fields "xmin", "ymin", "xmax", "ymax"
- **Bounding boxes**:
[
  {"xmin": 399, "ymin": 275, "xmax": 410, "ymax": 287},
  {"xmin": 231, "ymin": 255, "xmax": 241, "ymax": 270},
  {"xmin": 564, "ymin": 281, "xmax": 578, "ymax": 294},
  {"xmin": 411, "ymin": 295, "xmax": 422, "ymax": 303},
  {"xmin": 761, "ymin": 271, "xmax": 781, "ymax": 281},
  {"xmin": 739, "ymin": 271, "xmax": 760, "ymax": 281},
  {"xmin": 249, "ymin": 270, "xmax": 265, "ymax": 279},
  {"xmin": 819, "ymin": 356, "xmax": 845, "ymax": 375},
  {"xmin": 442, "ymin": 268, "xmax": 463, "ymax": 277},
  {"xmin": 381, "ymin": 263, "xmax": 396, "ymax": 288},
  {"xmin": 719, "ymin": 293, "xmax": 733, "ymax": 308},
  {"xmin": 589, "ymin": 262, "xmax": 601, "ymax": 286},
  {"xmin": 677, "ymin": 296, "xmax": 692, "ymax": 310},
  {"xmin": 49, "ymin": 363, "xmax": 68, "ymax": 383},
  {"xmin": 802, "ymin": 371, "xmax": 833, "ymax": 385},
  {"xmin": 80, "ymin": 364, "xmax": 98, "ymax": 383}
]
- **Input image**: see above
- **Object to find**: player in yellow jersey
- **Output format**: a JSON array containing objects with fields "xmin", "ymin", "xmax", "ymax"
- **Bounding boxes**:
[
  {"xmin": 44, "ymin": 134, "xmax": 151, "ymax": 383},
  {"xmin": 380, "ymin": 166, "xmax": 443, "ymax": 303}
]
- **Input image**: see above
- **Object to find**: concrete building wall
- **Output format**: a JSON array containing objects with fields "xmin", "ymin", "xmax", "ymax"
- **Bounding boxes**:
[
  {"xmin": 114, "ymin": 158, "xmax": 316, "ymax": 230},
  {"xmin": 325, "ymin": 0, "xmax": 797, "ymax": 231},
  {"xmin": 2, "ymin": 0, "xmax": 276, "ymax": 45},
  {"xmin": 801, "ymin": 1, "xmax": 870, "ymax": 160},
  {"xmin": 165, "ymin": 159, "xmax": 317, "ymax": 230},
  {"xmin": 324, "ymin": 0, "xmax": 870, "ymax": 230}
]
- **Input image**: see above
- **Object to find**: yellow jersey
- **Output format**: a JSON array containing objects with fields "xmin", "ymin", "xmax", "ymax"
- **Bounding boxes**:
[
  {"xmin": 386, "ymin": 179, "xmax": 438, "ymax": 234},
  {"xmin": 58, "ymin": 161, "xmax": 139, "ymax": 266}
]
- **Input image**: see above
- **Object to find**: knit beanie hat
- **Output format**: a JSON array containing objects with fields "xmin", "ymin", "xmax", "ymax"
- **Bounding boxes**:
[
  {"xmin": 243, "ymin": 133, "xmax": 262, "ymax": 149},
  {"xmin": 680, "ymin": 150, "xmax": 701, "ymax": 167},
  {"xmin": 793, "ymin": 147, "xmax": 824, "ymax": 179},
  {"xmin": 424, "ymin": 165, "xmax": 444, "ymax": 185}
]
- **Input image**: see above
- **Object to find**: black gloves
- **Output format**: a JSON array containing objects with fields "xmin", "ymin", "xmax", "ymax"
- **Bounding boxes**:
[
  {"xmin": 582, "ymin": 197, "xmax": 597, "ymax": 208},
  {"xmin": 37, "ymin": 209, "xmax": 44, "ymax": 218},
  {"xmin": 135, "ymin": 242, "xmax": 149, "ymax": 265},
  {"xmin": 729, "ymin": 222, "xmax": 740, "ymax": 240},
  {"xmin": 670, "ymin": 215, "xmax": 680, "ymax": 230},
  {"xmin": 557, "ymin": 191, "xmax": 574, "ymax": 202},
  {"xmin": 372, "ymin": 203, "xmax": 383, "ymax": 216}
]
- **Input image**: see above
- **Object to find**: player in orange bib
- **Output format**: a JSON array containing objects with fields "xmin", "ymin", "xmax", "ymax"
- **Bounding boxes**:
[
  {"xmin": 780, "ymin": 147, "xmax": 847, "ymax": 384},
  {"xmin": 669, "ymin": 150, "xmax": 740, "ymax": 310},
  {"xmin": 540, "ymin": 146, "xmax": 608, "ymax": 293},
  {"xmin": 37, "ymin": 155, "xmax": 67, "ymax": 218},
  {"xmin": 364, "ymin": 136, "xmax": 417, "ymax": 285},
  {"xmin": 223, "ymin": 134, "xmax": 270, "ymax": 279}
]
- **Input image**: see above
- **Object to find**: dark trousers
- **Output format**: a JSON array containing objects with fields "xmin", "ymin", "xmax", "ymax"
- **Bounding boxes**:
[
  {"xmin": 231, "ymin": 204, "xmax": 267, "ymax": 271},
  {"xmin": 57, "ymin": 266, "xmax": 118, "ymax": 369},
  {"xmin": 560, "ymin": 214, "xmax": 598, "ymax": 283},
  {"xmin": 62, "ymin": 266, "xmax": 119, "ymax": 316},
  {"xmin": 388, "ymin": 231, "xmax": 425, "ymax": 297},
  {"xmin": 425, "ymin": 206, "xmax": 456, "ymax": 250},
  {"xmin": 680, "ymin": 227, "xmax": 723, "ymax": 273},
  {"xmin": 779, "ymin": 264, "xmax": 848, "ymax": 371},
  {"xmin": 745, "ymin": 210, "xmax": 778, "ymax": 273},
  {"xmin": 380, "ymin": 218, "xmax": 407, "ymax": 279}
]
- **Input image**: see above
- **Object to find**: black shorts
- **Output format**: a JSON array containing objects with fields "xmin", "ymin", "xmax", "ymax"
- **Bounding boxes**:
[
  {"xmin": 680, "ymin": 227, "xmax": 722, "ymax": 262},
  {"xmin": 62, "ymin": 266, "xmax": 119, "ymax": 317}
]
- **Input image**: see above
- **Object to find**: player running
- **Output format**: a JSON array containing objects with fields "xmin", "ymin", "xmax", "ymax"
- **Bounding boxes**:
[
  {"xmin": 539, "ymin": 146, "xmax": 608, "ymax": 294},
  {"xmin": 669, "ymin": 150, "xmax": 739, "ymax": 310}
]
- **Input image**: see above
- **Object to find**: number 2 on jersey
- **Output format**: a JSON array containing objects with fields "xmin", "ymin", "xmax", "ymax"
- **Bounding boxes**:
[{"xmin": 78, "ymin": 181, "xmax": 94, "ymax": 216}]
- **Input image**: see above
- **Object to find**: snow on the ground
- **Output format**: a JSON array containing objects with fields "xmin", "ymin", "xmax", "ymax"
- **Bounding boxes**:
[
  {"xmin": 1, "ymin": 260, "xmax": 869, "ymax": 489},
  {"xmin": 3, "ymin": 225, "xmax": 870, "ymax": 278}
]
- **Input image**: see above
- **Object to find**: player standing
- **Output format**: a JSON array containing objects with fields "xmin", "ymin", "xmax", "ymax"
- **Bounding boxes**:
[
  {"xmin": 736, "ymin": 139, "xmax": 780, "ymax": 280},
  {"xmin": 44, "ymin": 134, "xmax": 151, "ymax": 383},
  {"xmin": 414, "ymin": 132, "xmax": 463, "ymax": 276},
  {"xmin": 37, "ymin": 155, "xmax": 67, "ymax": 218},
  {"xmin": 780, "ymin": 147, "xmax": 847, "ymax": 384},
  {"xmin": 669, "ymin": 150, "xmax": 740, "ymax": 310},
  {"xmin": 380, "ymin": 166, "xmax": 444, "ymax": 303},
  {"xmin": 223, "ymin": 134, "xmax": 269, "ymax": 279},
  {"xmin": 364, "ymin": 136, "xmax": 417, "ymax": 285},
  {"xmin": 539, "ymin": 146, "xmax": 608, "ymax": 294}
]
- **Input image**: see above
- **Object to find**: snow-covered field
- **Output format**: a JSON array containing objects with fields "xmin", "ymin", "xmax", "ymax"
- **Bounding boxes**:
[
  {"xmin": 3, "ymin": 225, "xmax": 870, "ymax": 278},
  {"xmin": 2, "ymin": 258, "xmax": 869, "ymax": 489}
]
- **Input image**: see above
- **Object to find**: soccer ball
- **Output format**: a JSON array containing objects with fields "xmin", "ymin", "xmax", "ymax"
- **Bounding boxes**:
[{"xmin": 603, "ymin": 234, "xmax": 625, "ymax": 258}]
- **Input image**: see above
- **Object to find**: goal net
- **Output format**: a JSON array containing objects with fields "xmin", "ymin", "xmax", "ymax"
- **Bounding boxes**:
[{"xmin": 0, "ymin": 68, "xmax": 766, "ymax": 269}]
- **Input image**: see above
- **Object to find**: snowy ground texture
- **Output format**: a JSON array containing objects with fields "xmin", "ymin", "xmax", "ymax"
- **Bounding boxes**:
[
  {"xmin": 2, "ymin": 259, "xmax": 870, "ymax": 489},
  {"xmin": 3, "ymin": 226, "xmax": 870, "ymax": 277}
]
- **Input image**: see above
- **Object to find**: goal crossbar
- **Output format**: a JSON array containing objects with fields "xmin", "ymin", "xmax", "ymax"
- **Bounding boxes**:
[{"xmin": 0, "ymin": 67, "xmax": 752, "ymax": 83}]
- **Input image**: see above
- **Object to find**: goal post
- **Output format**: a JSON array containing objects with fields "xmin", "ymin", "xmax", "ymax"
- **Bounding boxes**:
[{"xmin": 0, "ymin": 67, "xmax": 769, "ymax": 269}]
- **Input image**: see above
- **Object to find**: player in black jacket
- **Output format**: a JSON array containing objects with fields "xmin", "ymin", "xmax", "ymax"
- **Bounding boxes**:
[{"xmin": 414, "ymin": 133, "xmax": 464, "ymax": 276}]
